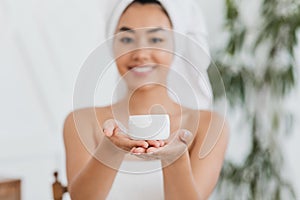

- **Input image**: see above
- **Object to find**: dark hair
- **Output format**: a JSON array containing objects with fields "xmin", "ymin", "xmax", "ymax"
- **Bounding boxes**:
[
  {"xmin": 133, "ymin": 0, "xmax": 163, "ymax": 5},
  {"xmin": 123, "ymin": 0, "xmax": 172, "ymax": 26}
]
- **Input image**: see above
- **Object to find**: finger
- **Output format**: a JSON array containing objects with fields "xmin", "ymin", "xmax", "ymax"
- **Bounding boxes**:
[
  {"xmin": 127, "ymin": 140, "xmax": 149, "ymax": 149},
  {"xmin": 111, "ymin": 130, "xmax": 149, "ymax": 151},
  {"xmin": 147, "ymin": 140, "xmax": 160, "ymax": 147},
  {"xmin": 103, "ymin": 119, "xmax": 117, "ymax": 137},
  {"xmin": 146, "ymin": 147, "xmax": 159, "ymax": 153},
  {"xmin": 130, "ymin": 147, "xmax": 136, "ymax": 153},
  {"xmin": 114, "ymin": 127, "xmax": 121, "ymax": 136},
  {"xmin": 179, "ymin": 129, "xmax": 193, "ymax": 145},
  {"xmin": 132, "ymin": 147, "xmax": 147, "ymax": 154},
  {"xmin": 108, "ymin": 127, "xmax": 121, "ymax": 139},
  {"xmin": 159, "ymin": 140, "xmax": 165, "ymax": 147}
]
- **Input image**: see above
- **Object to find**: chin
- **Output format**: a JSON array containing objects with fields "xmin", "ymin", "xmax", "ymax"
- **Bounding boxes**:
[{"xmin": 127, "ymin": 82, "xmax": 161, "ymax": 92}]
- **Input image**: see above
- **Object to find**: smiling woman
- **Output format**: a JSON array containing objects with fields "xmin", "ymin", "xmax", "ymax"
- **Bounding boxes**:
[
  {"xmin": 63, "ymin": 0, "xmax": 229, "ymax": 200},
  {"xmin": 113, "ymin": 2, "xmax": 174, "ymax": 91},
  {"xmin": 113, "ymin": 28, "xmax": 173, "ymax": 90}
]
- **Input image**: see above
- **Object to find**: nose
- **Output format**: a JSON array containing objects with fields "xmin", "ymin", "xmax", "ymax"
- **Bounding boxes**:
[{"xmin": 131, "ymin": 48, "xmax": 151, "ymax": 62}]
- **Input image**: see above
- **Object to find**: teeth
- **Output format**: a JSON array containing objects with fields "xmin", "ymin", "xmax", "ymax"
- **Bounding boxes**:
[{"xmin": 131, "ymin": 66, "xmax": 153, "ymax": 73}]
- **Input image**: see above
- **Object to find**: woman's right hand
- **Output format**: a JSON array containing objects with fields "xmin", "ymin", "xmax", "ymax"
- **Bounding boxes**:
[{"xmin": 102, "ymin": 119, "xmax": 149, "ymax": 152}]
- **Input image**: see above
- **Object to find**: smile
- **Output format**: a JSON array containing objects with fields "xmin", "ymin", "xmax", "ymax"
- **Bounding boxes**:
[{"xmin": 128, "ymin": 65, "xmax": 156, "ymax": 76}]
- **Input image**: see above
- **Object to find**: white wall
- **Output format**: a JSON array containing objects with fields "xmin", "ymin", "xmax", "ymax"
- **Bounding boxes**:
[
  {"xmin": 0, "ymin": 0, "xmax": 104, "ymax": 199},
  {"xmin": 0, "ymin": 0, "xmax": 299, "ymax": 199}
]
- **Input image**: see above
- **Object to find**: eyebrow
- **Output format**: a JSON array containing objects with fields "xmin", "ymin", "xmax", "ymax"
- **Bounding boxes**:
[
  {"xmin": 119, "ymin": 27, "xmax": 135, "ymax": 33},
  {"xmin": 118, "ymin": 26, "xmax": 166, "ymax": 33}
]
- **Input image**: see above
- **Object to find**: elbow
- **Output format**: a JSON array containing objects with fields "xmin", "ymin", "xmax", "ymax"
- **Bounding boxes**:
[
  {"xmin": 68, "ymin": 183, "xmax": 80, "ymax": 200},
  {"xmin": 68, "ymin": 182, "xmax": 107, "ymax": 200},
  {"xmin": 68, "ymin": 182, "xmax": 88, "ymax": 200}
]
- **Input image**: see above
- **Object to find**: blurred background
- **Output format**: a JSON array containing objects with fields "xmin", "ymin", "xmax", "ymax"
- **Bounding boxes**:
[{"xmin": 0, "ymin": 0, "xmax": 299, "ymax": 199}]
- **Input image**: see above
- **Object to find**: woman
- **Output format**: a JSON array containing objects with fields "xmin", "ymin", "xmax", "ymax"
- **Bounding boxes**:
[{"xmin": 63, "ymin": 0, "xmax": 229, "ymax": 199}]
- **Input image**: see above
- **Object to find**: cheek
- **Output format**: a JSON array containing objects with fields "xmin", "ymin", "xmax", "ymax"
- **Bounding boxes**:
[
  {"xmin": 154, "ymin": 51, "xmax": 173, "ymax": 67},
  {"xmin": 115, "ymin": 56, "xmax": 129, "ymax": 75}
]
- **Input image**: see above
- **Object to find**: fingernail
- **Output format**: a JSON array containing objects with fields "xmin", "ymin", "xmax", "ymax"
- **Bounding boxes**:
[
  {"xmin": 103, "ymin": 129, "xmax": 108, "ymax": 135},
  {"xmin": 182, "ymin": 130, "xmax": 191, "ymax": 140},
  {"xmin": 184, "ymin": 130, "xmax": 189, "ymax": 137}
]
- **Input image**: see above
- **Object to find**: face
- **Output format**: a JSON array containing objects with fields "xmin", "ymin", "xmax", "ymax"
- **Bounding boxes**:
[{"xmin": 113, "ymin": 3, "xmax": 174, "ymax": 90}]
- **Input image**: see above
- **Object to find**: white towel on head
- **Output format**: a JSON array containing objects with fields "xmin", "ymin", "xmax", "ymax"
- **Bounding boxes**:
[{"xmin": 103, "ymin": 0, "xmax": 213, "ymax": 110}]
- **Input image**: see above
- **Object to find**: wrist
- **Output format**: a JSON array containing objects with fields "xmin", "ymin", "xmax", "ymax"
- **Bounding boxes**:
[
  {"xmin": 162, "ymin": 150, "xmax": 190, "ymax": 170},
  {"xmin": 93, "ymin": 137, "xmax": 126, "ymax": 169}
]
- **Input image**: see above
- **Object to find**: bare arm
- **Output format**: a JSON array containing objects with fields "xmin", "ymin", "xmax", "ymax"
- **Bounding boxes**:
[
  {"xmin": 63, "ymin": 113, "xmax": 148, "ymax": 200},
  {"xmin": 162, "ymin": 112, "xmax": 229, "ymax": 200}
]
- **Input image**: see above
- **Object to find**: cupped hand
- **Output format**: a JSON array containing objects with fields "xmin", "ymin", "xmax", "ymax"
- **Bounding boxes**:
[
  {"xmin": 102, "ymin": 119, "xmax": 149, "ymax": 151},
  {"xmin": 130, "ymin": 129, "xmax": 193, "ymax": 165},
  {"xmin": 130, "ymin": 140, "xmax": 165, "ymax": 154}
]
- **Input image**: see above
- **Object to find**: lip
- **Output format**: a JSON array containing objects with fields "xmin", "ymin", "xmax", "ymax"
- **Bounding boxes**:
[{"xmin": 128, "ymin": 64, "xmax": 157, "ymax": 76}]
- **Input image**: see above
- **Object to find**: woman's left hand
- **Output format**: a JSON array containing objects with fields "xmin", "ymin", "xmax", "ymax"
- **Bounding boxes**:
[{"xmin": 130, "ymin": 129, "xmax": 193, "ymax": 166}]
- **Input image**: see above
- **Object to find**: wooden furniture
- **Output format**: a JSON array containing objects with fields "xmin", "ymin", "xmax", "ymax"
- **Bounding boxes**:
[
  {"xmin": 52, "ymin": 172, "xmax": 67, "ymax": 200},
  {"xmin": 0, "ymin": 178, "xmax": 21, "ymax": 200}
]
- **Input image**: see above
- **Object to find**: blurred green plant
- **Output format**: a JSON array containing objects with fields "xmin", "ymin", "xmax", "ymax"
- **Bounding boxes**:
[{"xmin": 209, "ymin": 0, "xmax": 300, "ymax": 199}]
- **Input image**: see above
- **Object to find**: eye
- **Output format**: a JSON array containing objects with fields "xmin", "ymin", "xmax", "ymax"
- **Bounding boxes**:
[
  {"xmin": 120, "ymin": 37, "xmax": 134, "ymax": 44},
  {"xmin": 150, "ymin": 37, "xmax": 164, "ymax": 44}
]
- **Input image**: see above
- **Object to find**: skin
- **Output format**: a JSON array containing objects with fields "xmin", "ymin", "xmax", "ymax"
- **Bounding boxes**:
[{"xmin": 64, "ymin": 3, "xmax": 229, "ymax": 200}]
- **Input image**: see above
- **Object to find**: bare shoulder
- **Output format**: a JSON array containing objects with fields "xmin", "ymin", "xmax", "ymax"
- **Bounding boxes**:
[
  {"xmin": 63, "ymin": 106, "xmax": 112, "ymax": 146},
  {"xmin": 64, "ymin": 108, "xmax": 96, "ymax": 134},
  {"xmin": 190, "ymin": 110, "xmax": 229, "ymax": 155},
  {"xmin": 199, "ymin": 110, "xmax": 229, "ymax": 131},
  {"xmin": 64, "ymin": 106, "xmax": 112, "ymax": 128}
]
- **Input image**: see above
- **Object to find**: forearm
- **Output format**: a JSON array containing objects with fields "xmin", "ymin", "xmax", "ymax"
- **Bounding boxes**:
[
  {"xmin": 69, "ymin": 138, "xmax": 125, "ymax": 200},
  {"xmin": 162, "ymin": 152, "xmax": 202, "ymax": 200}
]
